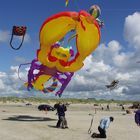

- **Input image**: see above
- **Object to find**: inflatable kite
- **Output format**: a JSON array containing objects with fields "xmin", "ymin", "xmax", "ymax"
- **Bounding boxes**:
[
  {"xmin": 25, "ymin": 5, "xmax": 103, "ymax": 97},
  {"xmin": 25, "ymin": 57, "xmax": 74, "ymax": 97},
  {"xmin": 10, "ymin": 26, "xmax": 27, "ymax": 50}
]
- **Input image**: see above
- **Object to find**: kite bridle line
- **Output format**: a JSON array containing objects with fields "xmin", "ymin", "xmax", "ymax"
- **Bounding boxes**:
[{"xmin": 18, "ymin": 62, "xmax": 31, "ymax": 82}]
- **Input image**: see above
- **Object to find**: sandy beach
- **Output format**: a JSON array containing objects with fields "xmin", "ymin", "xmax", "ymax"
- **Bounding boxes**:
[{"xmin": 0, "ymin": 103, "xmax": 139, "ymax": 140}]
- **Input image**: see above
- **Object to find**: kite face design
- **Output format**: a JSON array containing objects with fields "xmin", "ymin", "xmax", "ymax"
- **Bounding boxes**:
[{"xmin": 38, "ymin": 10, "xmax": 101, "ymax": 72}]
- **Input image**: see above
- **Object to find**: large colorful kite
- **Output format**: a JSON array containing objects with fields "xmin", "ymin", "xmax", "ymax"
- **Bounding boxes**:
[{"xmin": 24, "ymin": 5, "xmax": 103, "ymax": 97}]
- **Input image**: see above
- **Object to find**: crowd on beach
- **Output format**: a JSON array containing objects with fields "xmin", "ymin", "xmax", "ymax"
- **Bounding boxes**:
[{"xmin": 40, "ymin": 102, "xmax": 140, "ymax": 139}]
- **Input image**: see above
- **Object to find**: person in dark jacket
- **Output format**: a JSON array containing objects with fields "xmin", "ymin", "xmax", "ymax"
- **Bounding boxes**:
[
  {"xmin": 54, "ymin": 102, "xmax": 68, "ymax": 129},
  {"xmin": 135, "ymin": 108, "xmax": 140, "ymax": 126}
]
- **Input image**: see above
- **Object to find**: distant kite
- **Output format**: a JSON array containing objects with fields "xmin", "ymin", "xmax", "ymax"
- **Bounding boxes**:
[
  {"xmin": 106, "ymin": 80, "xmax": 119, "ymax": 90},
  {"xmin": 10, "ymin": 26, "xmax": 27, "ymax": 50}
]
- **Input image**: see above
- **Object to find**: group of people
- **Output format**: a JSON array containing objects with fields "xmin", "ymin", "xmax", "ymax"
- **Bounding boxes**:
[
  {"xmin": 92, "ymin": 107, "xmax": 140, "ymax": 138},
  {"xmin": 53, "ymin": 101, "xmax": 114, "ymax": 138},
  {"xmin": 50, "ymin": 102, "xmax": 140, "ymax": 139}
]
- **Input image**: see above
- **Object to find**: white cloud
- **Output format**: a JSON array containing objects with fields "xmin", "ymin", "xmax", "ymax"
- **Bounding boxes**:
[
  {"xmin": 0, "ymin": 65, "xmax": 29, "ymax": 96},
  {"xmin": 113, "ymin": 52, "xmax": 130, "ymax": 67},
  {"xmin": 124, "ymin": 12, "xmax": 140, "ymax": 49},
  {"xmin": 0, "ymin": 72, "xmax": 7, "ymax": 78},
  {"xmin": 0, "ymin": 79, "xmax": 5, "ymax": 89},
  {"xmin": 64, "ymin": 12, "xmax": 140, "ymax": 100},
  {"xmin": 108, "ymin": 40, "xmax": 121, "ymax": 52},
  {"xmin": 24, "ymin": 34, "xmax": 31, "ymax": 42},
  {"xmin": 0, "ymin": 30, "xmax": 9, "ymax": 42},
  {"xmin": 10, "ymin": 66, "xmax": 18, "ymax": 73},
  {"xmin": 116, "ymin": 73, "xmax": 131, "ymax": 81}
]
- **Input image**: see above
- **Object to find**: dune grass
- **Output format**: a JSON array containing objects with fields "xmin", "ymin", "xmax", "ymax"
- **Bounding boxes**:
[{"xmin": 0, "ymin": 96, "xmax": 137, "ymax": 105}]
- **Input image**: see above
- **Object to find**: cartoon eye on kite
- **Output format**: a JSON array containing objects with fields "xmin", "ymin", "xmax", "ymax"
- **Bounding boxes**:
[
  {"xmin": 106, "ymin": 80, "xmax": 119, "ymax": 90},
  {"xmin": 10, "ymin": 26, "xmax": 27, "ymax": 50}
]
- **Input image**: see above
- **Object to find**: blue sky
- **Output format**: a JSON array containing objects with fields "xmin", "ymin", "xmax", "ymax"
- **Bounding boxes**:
[
  {"xmin": 0, "ymin": 0, "xmax": 139, "ymax": 71},
  {"xmin": 0, "ymin": 0, "xmax": 140, "ymax": 100}
]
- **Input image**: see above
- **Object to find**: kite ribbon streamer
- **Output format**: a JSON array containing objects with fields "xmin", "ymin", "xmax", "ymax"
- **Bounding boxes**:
[
  {"xmin": 10, "ymin": 26, "xmax": 27, "ymax": 50},
  {"xmin": 43, "ymin": 78, "xmax": 58, "ymax": 93}
]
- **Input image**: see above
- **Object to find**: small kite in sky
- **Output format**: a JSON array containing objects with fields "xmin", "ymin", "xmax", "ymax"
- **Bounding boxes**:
[
  {"xmin": 106, "ymin": 80, "xmax": 119, "ymax": 90},
  {"xmin": 10, "ymin": 26, "xmax": 27, "ymax": 50}
]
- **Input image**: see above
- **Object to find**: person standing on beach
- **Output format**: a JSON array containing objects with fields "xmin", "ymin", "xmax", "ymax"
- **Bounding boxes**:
[
  {"xmin": 54, "ymin": 102, "xmax": 68, "ymax": 129},
  {"xmin": 107, "ymin": 104, "xmax": 110, "ymax": 111},
  {"xmin": 91, "ymin": 116, "xmax": 114, "ymax": 138},
  {"xmin": 121, "ymin": 105, "xmax": 125, "ymax": 111},
  {"xmin": 135, "ymin": 108, "xmax": 140, "ymax": 126}
]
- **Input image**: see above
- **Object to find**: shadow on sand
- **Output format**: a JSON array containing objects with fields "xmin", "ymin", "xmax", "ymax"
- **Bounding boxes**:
[
  {"xmin": 48, "ymin": 125, "xmax": 58, "ymax": 128},
  {"xmin": 2, "ymin": 115, "xmax": 57, "ymax": 122}
]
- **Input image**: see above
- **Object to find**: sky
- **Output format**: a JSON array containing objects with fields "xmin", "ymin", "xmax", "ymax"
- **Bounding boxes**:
[{"xmin": 0, "ymin": 0, "xmax": 140, "ymax": 100}]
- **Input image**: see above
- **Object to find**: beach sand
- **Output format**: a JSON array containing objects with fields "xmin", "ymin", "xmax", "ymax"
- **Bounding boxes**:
[{"xmin": 0, "ymin": 103, "xmax": 139, "ymax": 140}]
